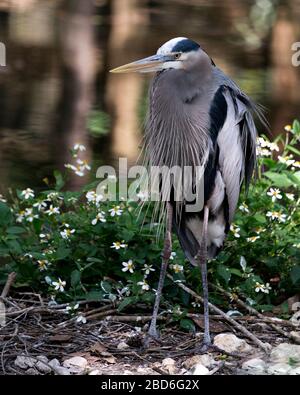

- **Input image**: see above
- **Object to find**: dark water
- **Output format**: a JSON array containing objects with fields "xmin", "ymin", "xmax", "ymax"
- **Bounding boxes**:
[{"xmin": 0, "ymin": 0, "xmax": 299, "ymax": 193}]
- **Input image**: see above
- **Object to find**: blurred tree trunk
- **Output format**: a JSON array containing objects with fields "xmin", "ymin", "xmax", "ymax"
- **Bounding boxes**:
[
  {"xmin": 270, "ymin": 5, "xmax": 300, "ymax": 135},
  {"xmin": 106, "ymin": 0, "xmax": 149, "ymax": 165},
  {"xmin": 54, "ymin": 0, "xmax": 96, "ymax": 189}
]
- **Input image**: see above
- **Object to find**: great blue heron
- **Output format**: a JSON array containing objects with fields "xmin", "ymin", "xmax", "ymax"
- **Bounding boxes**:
[{"xmin": 110, "ymin": 37, "xmax": 261, "ymax": 350}]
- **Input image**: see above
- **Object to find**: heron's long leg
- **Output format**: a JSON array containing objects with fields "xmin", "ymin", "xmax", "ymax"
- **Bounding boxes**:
[
  {"xmin": 148, "ymin": 203, "xmax": 173, "ymax": 339},
  {"xmin": 196, "ymin": 205, "xmax": 211, "ymax": 345}
]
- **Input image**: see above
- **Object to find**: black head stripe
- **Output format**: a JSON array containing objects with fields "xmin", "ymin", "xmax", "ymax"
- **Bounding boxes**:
[{"xmin": 171, "ymin": 39, "xmax": 200, "ymax": 53}]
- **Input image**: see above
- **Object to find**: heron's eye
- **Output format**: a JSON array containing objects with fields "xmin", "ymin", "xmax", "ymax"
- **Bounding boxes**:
[{"xmin": 174, "ymin": 53, "xmax": 181, "ymax": 60}]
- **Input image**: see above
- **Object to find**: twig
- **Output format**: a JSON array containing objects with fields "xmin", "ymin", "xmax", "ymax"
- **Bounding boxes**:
[
  {"xmin": 1, "ymin": 272, "xmax": 16, "ymax": 298},
  {"xmin": 105, "ymin": 315, "xmax": 167, "ymax": 323},
  {"xmin": 167, "ymin": 274, "xmax": 271, "ymax": 352},
  {"xmin": 211, "ymin": 283, "xmax": 300, "ymax": 344}
]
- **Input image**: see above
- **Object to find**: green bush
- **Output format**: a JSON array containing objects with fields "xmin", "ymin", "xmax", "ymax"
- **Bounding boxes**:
[{"xmin": 0, "ymin": 122, "xmax": 299, "ymax": 322}]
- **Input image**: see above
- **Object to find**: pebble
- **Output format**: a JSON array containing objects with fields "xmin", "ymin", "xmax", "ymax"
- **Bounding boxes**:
[{"xmin": 213, "ymin": 333, "xmax": 252, "ymax": 353}]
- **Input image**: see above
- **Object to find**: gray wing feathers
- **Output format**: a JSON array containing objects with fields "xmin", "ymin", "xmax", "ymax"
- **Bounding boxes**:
[{"xmin": 217, "ymin": 87, "xmax": 257, "ymax": 222}]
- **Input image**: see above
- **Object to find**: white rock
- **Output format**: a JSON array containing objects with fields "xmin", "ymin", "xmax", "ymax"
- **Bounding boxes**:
[
  {"xmin": 267, "ymin": 363, "xmax": 292, "ymax": 375},
  {"xmin": 241, "ymin": 358, "xmax": 266, "ymax": 375},
  {"xmin": 63, "ymin": 356, "xmax": 88, "ymax": 373},
  {"xmin": 183, "ymin": 354, "xmax": 216, "ymax": 369},
  {"xmin": 290, "ymin": 367, "xmax": 300, "ymax": 375},
  {"xmin": 162, "ymin": 358, "xmax": 177, "ymax": 374},
  {"xmin": 36, "ymin": 355, "xmax": 48, "ymax": 363},
  {"xmin": 36, "ymin": 361, "xmax": 51, "ymax": 374},
  {"xmin": 14, "ymin": 356, "xmax": 36, "ymax": 369},
  {"xmin": 117, "ymin": 341, "xmax": 129, "ymax": 350},
  {"xmin": 55, "ymin": 366, "xmax": 71, "ymax": 375},
  {"xmin": 89, "ymin": 369, "xmax": 101, "ymax": 375},
  {"xmin": 192, "ymin": 363, "xmax": 209, "ymax": 375},
  {"xmin": 213, "ymin": 333, "xmax": 252, "ymax": 353},
  {"xmin": 270, "ymin": 343, "xmax": 300, "ymax": 365},
  {"xmin": 49, "ymin": 358, "xmax": 60, "ymax": 368},
  {"xmin": 25, "ymin": 368, "xmax": 39, "ymax": 375}
]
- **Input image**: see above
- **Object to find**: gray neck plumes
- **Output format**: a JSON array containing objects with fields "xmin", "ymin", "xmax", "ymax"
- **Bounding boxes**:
[{"xmin": 144, "ymin": 58, "xmax": 214, "ymax": 170}]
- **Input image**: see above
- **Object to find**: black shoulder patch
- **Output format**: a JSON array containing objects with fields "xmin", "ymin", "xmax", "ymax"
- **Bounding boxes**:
[{"xmin": 172, "ymin": 39, "xmax": 200, "ymax": 53}]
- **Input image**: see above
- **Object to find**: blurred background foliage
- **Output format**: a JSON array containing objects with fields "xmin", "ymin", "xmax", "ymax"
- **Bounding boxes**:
[{"xmin": 0, "ymin": 0, "xmax": 299, "ymax": 192}]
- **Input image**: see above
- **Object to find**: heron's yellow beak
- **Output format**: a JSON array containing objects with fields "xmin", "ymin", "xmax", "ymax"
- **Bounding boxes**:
[{"xmin": 110, "ymin": 54, "xmax": 167, "ymax": 74}]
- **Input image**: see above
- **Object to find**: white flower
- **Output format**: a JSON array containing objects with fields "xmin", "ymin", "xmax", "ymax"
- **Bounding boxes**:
[
  {"xmin": 24, "ymin": 208, "xmax": 39, "ymax": 222},
  {"xmin": 52, "ymin": 278, "xmax": 66, "ymax": 292},
  {"xmin": 230, "ymin": 224, "xmax": 240, "ymax": 238},
  {"xmin": 268, "ymin": 142, "xmax": 279, "ymax": 152},
  {"xmin": 257, "ymin": 137, "xmax": 269, "ymax": 148},
  {"xmin": 122, "ymin": 259, "xmax": 134, "ymax": 273},
  {"xmin": 246, "ymin": 236, "xmax": 260, "ymax": 243},
  {"xmin": 76, "ymin": 159, "xmax": 91, "ymax": 171},
  {"xmin": 66, "ymin": 303, "xmax": 79, "ymax": 312},
  {"xmin": 255, "ymin": 282, "xmax": 271, "ymax": 294},
  {"xmin": 170, "ymin": 252, "xmax": 177, "ymax": 260},
  {"xmin": 109, "ymin": 205, "xmax": 123, "ymax": 217},
  {"xmin": 33, "ymin": 200, "xmax": 47, "ymax": 211},
  {"xmin": 256, "ymin": 146, "xmax": 271, "ymax": 157},
  {"xmin": 0, "ymin": 194, "xmax": 7, "ymax": 202},
  {"xmin": 267, "ymin": 188, "xmax": 282, "ymax": 202},
  {"xmin": 292, "ymin": 161, "xmax": 300, "ymax": 169},
  {"xmin": 278, "ymin": 155, "xmax": 295, "ymax": 167},
  {"xmin": 46, "ymin": 205, "xmax": 60, "ymax": 216},
  {"xmin": 239, "ymin": 202, "xmax": 249, "ymax": 213},
  {"xmin": 138, "ymin": 280, "xmax": 150, "ymax": 291},
  {"xmin": 266, "ymin": 211, "xmax": 286, "ymax": 222},
  {"xmin": 67, "ymin": 197, "xmax": 78, "ymax": 203},
  {"xmin": 46, "ymin": 192, "xmax": 63, "ymax": 201},
  {"xmin": 142, "ymin": 264, "xmax": 155, "ymax": 275},
  {"xmin": 284, "ymin": 124, "xmax": 292, "ymax": 132},
  {"xmin": 39, "ymin": 233, "xmax": 46, "ymax": 238},
  {"xmin": 60, "ymin": 228, "xmax": 76, "ymax": 239},
  {"xmin": 172, "ymin": 263, "xmax": 184, "ymax": 273},
  {"xmin": 91, "ymin": 211, "xmax": 106, "ymax": 225},
  {"xmin": 286, "ymin": 193, "xmax": 295, "ymax": 201},
  {"xmin": 86, "ymin": 190, "xmax": 103, "ymax": 206},
  {"xmin": 277, "ymin": 213, "xmax": 287, "ymax": 223},
  {"xmin": 37, "ymin": 259, "xmax": 50, "ymax": 271},
  {"xmin": 76, "ymin": 315, "xmax": 87, "ymax": 324},
  {"xmin": 16, "ymin": 210, "xmax": 25, "ymax": 223},
  {"xmin": 24, "ymin": 253, "xmax": 33, "ymax": 258},
  {"xmin": 21, "ymin": 188, "xmax": 34, "ymax": 200},
  {"xmin": 64, "ymin": 163, "xmax": 86, "ymax": 177},
  {"xmin": 74, "ymin": 143, "xmax": 86, "ymax": 152},
  {"xmin": 111, "ymin": 241, "xmax": 127, "ymax": 250}
]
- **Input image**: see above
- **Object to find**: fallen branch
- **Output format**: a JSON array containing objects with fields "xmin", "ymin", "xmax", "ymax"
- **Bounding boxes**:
[
  {"xmin": 211, "ymin": 283, "xmax": 300, "ymax": 344},
  {"xmin": 105, "ymin": 315, "xmax": 167, "ymax": 323},
  {"xmin": 1, "ymin": 272, "xmax": 16, "ymax": 299},
  {"xmin": 167, "ymin": 274, "xmax": 271, "ymax": 352}
]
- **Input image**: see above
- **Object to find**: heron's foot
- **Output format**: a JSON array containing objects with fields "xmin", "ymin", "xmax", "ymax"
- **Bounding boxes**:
[{"xmin": 142, "ymin": 326, "xmax": 162, "ymax": 349}]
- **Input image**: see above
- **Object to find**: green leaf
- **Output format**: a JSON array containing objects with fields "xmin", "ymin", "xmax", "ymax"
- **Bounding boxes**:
[
  {"xmin": 263, "ymin": 171, "xmax": 293, "ymax": 188},
  {"xmin": 117, "ymin": 296, "xmax": 137, "ymax": 312},
  {"xmin": 290, "ymin": 266, "xmax": 300, "ymax": 284},
  {"xmin": 292, "ymin": 119, "xmax": 300, "ymax": 135},
  {"xmin": 71, "ymin": 270, "xmax": 81, "ymax": 287},
  {"xmin": 180, "ymin": 318, "xmax": 195, "ymax": 333},
  {"xmin": 6, "ymin": 226, "xmax": 26, "ymax": 234},
  {"xmin": 54, "ymin": 170, "xmax": 65, "ymax": 191},
  {"xmin": 0, "ymin": 202, "xmax": 13, "ymax": 226},
  {"xmin": 56, "ymin": 247, "xmax": 71, "ymax": 260},
  {"xmin": 286, "ymin": 145, "xmax": 300, "ymax": 156},
  {"xmin": 253, "ymin": 213, "xmax": 266, "ymax": 224},
  {"xmin": 217, "ymin": 264, "xmax": 231, "ymax": 284}
]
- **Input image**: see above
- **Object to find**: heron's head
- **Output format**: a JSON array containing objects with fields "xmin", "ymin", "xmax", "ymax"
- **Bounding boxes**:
[{"xmin": 110, "ymin": 37, "xmax": 211, "ymax": 74}]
